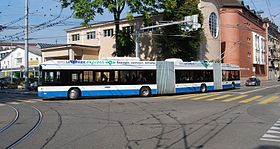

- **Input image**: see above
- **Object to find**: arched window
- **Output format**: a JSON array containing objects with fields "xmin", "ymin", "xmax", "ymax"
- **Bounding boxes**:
[{"xmin": 209, "ymin": 12, "xmax": 218, "ymax": 38}]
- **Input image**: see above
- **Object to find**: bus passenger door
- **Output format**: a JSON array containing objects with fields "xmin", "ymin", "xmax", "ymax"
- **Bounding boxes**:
[{"xmin": 213, "ymin": 63, "xmax": 222, "ymax": 90}]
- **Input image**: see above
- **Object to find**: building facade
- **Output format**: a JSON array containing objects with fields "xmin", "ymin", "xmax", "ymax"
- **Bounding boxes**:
[
  {"xmin": 0, "ymin": 43, "xmax": 37, "ymax": 60},
  {"xmin": 64, "ymin": 15, "xmax": 163, "ymax": 61},
  {"xmin": 198, "ymin": 0, "xmax": 222, "ymax": 61},
  {"xmin": 40, "ymin": 44, "xmax": 100, "ymax": 61},
  {"xmin": 266, "ymin": 21, "xmax": 280, "ymax": 80},
  {"xmin": 220, "ymin": 3, "xmax": 268, "ymax": 79},
  {"xmin": 0, "ymin": 45, "xmax": 42, "ymax": 79}
]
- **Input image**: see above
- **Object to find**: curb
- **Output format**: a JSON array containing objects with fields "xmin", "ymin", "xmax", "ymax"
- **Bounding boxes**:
[{"xmin": 0, "ymin": 90, "xmax": 37, "ymax": 96}]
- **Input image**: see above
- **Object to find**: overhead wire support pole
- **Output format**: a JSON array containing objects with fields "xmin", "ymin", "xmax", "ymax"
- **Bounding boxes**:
[{"xmin": 24, "ymin": 0, "xmax": 29, "ymax": 90}]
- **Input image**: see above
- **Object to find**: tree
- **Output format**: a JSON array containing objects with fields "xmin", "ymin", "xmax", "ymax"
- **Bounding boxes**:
[
  {"xmin": 112, "ymin": 30, "xmax": 135, "ymax": 56},
  {"xmin": 60, "ymin": 0, "xmax": 176, "ymax": 57},
  {"xmin": 155, "ymin": 0, "xmax": 202, "ymax": 61}
]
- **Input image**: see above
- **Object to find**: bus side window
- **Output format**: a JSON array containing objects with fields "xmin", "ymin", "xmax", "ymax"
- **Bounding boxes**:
[
  {"xmin": 137, "ymin": 73, "xmax": 147, "ymax": 83},
  {"xmin": 101, "ymin": 73, "xmax": 108, "ymax": 82},
  {"xmin": 131, "ymin": 73, "xmax": 137, "ymax": 83},
  {"xmin": 94, "ymin": 72, "xmax": 101, "ymax": 83},
  {"xmin": 71, "ymin": 73, "xmax": 78, "ymax": 83}
]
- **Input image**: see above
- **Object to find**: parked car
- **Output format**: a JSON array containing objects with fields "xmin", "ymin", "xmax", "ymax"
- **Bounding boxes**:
[
  {"xmin": 0, "ymin": 77, "xmax": 10, "ymax": 88},
  {"xmin": 245, "ymin": 76, "xmax": 261, "ymax": 86},
  {"xmin": 0, "ymin": 77, "xmax": 19, "ymax": 88},
  {"xmin": 278, "ymin": 76, "xmax": 280, "ymax": 81}
]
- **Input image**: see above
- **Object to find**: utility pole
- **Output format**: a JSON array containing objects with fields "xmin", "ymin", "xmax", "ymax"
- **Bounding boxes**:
[{"xmin": 24, "ymin": 0, "xmax": 29, "ymax": 90}]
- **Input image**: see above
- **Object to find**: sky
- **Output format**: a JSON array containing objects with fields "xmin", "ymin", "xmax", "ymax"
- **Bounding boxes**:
[{"xmin": 0, "ymin": 0, "xmax": 279, "ymax": 44}]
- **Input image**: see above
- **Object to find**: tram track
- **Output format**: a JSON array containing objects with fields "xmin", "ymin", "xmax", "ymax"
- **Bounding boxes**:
[
  {"xmin": 4, "ymin": 105, "xmax": 43, "ymax": 149},
  {"xmin": 0, "ymin": 99, "xmax": 43, "ymax": 149},
  {"xmin": 0, "ymin": 105, "xmax": 19, "ymax": 133}
]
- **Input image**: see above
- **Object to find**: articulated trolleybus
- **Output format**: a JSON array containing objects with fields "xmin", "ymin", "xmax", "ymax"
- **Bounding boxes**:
[{"xmin": 38, "ymin": 59, "xmax": 240, "ymax": 99}]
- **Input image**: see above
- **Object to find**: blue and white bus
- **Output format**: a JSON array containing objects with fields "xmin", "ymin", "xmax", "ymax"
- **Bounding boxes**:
[{"xmin": 38, "ymin": 59, "xmax": 240, "ymax": 99}]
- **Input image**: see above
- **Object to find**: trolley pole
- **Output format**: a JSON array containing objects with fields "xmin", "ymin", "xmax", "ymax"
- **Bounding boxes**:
[{"xmin": 24, "ymin": 0, "xmax": 29, "ymax": 90}]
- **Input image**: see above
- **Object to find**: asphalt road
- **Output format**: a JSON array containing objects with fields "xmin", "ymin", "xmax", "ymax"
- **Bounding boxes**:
[{"xmin": 0, "ymin": 81, "xmax": 280, "ymax": 149}]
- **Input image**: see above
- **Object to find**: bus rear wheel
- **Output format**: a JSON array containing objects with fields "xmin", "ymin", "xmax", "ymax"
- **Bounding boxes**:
[
  {"xmin": 68, "ymin": 88, "xmax": 80, "ymax": 100},
  {"xmin": 140, "ymin": 87, "xmax": 151, "ymax": 97},
  {"xmin": 200, "ymin": 84, "xmax": 207, "ymax": 93}
]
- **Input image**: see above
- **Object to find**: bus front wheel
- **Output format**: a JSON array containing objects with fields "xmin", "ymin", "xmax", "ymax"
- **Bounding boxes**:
[
  {"xmin": 200, "ymin": 84, "xmax": 207, "ymax": 93},
  {"xmin": 140, "ymin": 87, "xmax": 151, "ymax": 97},
  {"xmin": 68, "ymin": 88, "xmax": 80, "ymax": 100}
]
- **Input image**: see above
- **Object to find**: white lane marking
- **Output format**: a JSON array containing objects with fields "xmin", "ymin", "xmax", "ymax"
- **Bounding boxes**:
[
  {"xmin": 271, "ymin": 126, "xmax": 280, "ymax": 130},
  {"xmin": 260, "ymin": 119, "xmax": 280, "ymax": 143},
  {"xmin": 9, "ymin": 102, "xmax": 20, "ymax": 105},
  {"xmin": 267, "ymin": 130, "xmax": 280, "ymax": 134},
  {"xmin": 274, "ymin": 123, "xmax": 280, "ymax": 126},
  {"xmin": 241, "ymin": 84, "xmax": 280, "ymax": 95},
  {"xmin": 260, "ymin": 138, "xmax": 280, "ymax": 142},
  {"xmin": 262, "ymin": 134, "xmax": 280, "ymax": 139},
  {"xmin": 23, "ymin": 100, "xmax": 38, "ymax": 103}
]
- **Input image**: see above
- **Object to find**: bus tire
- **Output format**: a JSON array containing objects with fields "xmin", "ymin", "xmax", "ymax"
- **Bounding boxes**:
[
  {"xmin": 68, "ymin": 88, "xmax": 80, "ymax": 100},
  {"xmin": 200, "ymin": 84, "xmax": 207, "ymax": 93},
  {"xmin": 232, "ymin": 82, "xmax": 236, "ymax": 89},
  {"xmin": 140, "ymin": 87, "xmax": 151, "ymax": 97}
]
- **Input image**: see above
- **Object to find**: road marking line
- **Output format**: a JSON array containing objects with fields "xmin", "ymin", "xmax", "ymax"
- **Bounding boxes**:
[
  {"xmin": 154, "ymin": 93, "xmax": 204, "ymax": 100},
  {"xmin": 258, "ymin": 96, "xmax": 279, "ymax": 105},
  {"xmin": 9, "ymin": 102, "xmax": 20, "ymax": 105},
  {"xmin": 222, "ymin": 95, "xmax": 247, "ymax": 102},
  {"xmin": 267, "ymin": 130, "xmax": 280, "ymax": 134},
  {"xmin": 271, "ymin": 126, "xmax": 280, "ymax": 130},
  {"xmin": 23, "ymin": 100, "xmax": 38, "ymax": 103},
  {"xmin": 191, "ymin": 94, "xmax": 220, "ymax": 101},
  {"xmin": 152, "ymin": 94, "xmax": 197, "ymax": 99},
  {"xmin": 239, "ymin": 96, "xmax": 262, "ymax": 103},
  {"xmin": 175, "ymin": 94, "xmax": 205, "ymax": 99},
  {"xmin": 262, "ymin": 134, "xmax": 280, "ymax": 139},
  {"xmin": 260, "ymin": 138, "xmax": 280, "ymax": 142},
  {"xmin": 274, "ymin": 124, "xmax": 280, "ymax": 126},
  {"xmin": 207, "ymin": 94, "xmax": 233, "ymax": 101},
  {"xmin": 241, "ymin": 84, "xmax": 280, "ymax": 95}
]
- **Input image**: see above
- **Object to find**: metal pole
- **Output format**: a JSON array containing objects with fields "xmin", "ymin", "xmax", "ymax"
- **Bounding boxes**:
[
  {"xmin": 24, "ymin": 0, "xmax": 29, "ymax": 90},
  {"xmin": 135, "ymin": 30, "xmax": 139, "ymax": 58},
  {"xmin": 10, "ymin": 54, "xmax": 13, "ymax": 84},
  {"xmin": 134, "ymin": 21, "xmax": 140, "ymax": 58}
]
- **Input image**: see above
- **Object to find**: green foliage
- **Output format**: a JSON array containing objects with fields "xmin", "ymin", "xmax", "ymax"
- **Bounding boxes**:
[
  {"xmin": 156, "ymin": 0, "xmax": 203, "ymax": 61},
  {"xmin": 112, "ymin": 31, "xmax": 135, "ymax": 57},
  {"xmin": 60, "ymin": 0, "xmax": 176, "ymax": 57}
]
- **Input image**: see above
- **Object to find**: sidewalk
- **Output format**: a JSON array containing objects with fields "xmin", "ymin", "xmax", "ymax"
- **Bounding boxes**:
[{"xmin": 0, "ymin": 88, "xmax": 37, "ymax": 96}]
